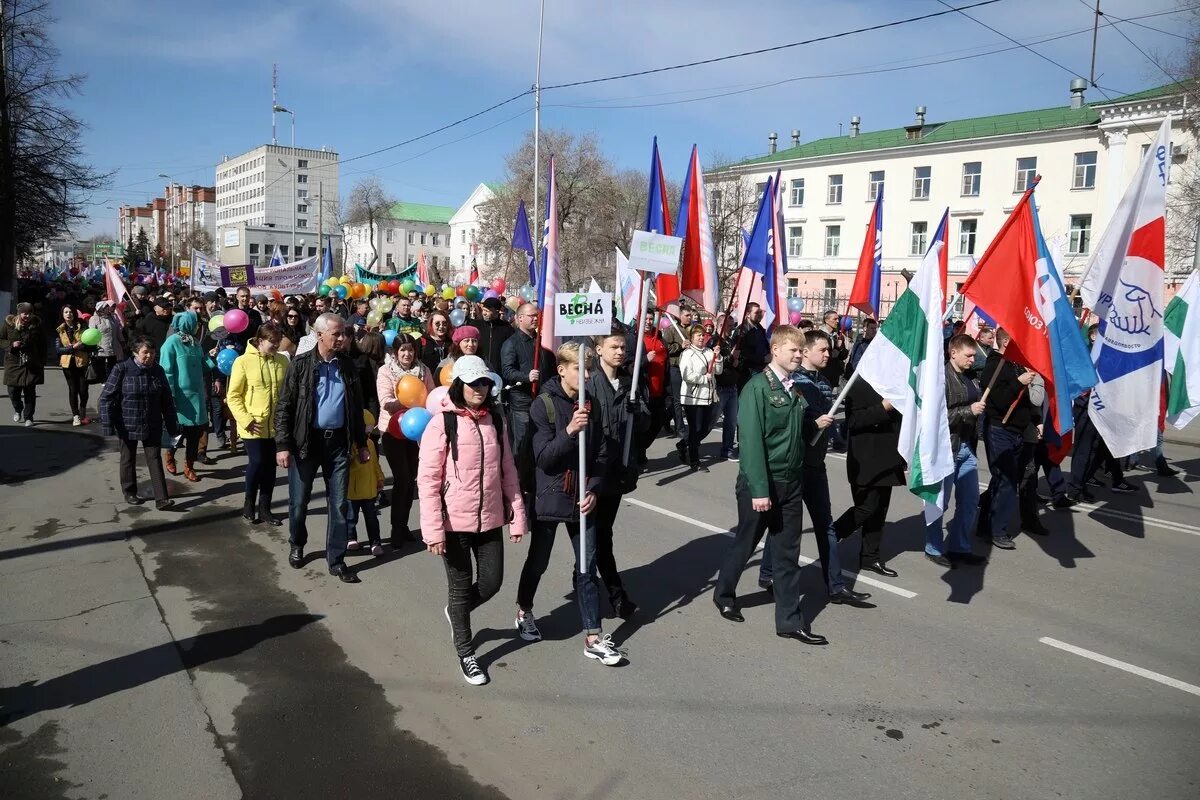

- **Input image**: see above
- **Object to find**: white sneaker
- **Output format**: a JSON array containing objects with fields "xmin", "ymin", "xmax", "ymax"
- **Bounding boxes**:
[
  {"xmin": 515, "ymin": 610, "xmax": 542, "ymax": 642},
  {"xmin": 23, "ymin": 419, "xmax": 32, "ymax": 428},
  {"xmin": 370, "ymin": 543, "xmax": 383, "ymax": 556},
  {"xmin": 72, "ymin": 415, "xmax": 82, "ymax": 426},
  {"xmin": 584, "ymin": 633, "xmax": 623, "ymax": 666},
  {"xmin": 459, "ymin": 655, "xmax": 488, "ymax": 686},
  {"xmin": 11, "ymin": 413, "xmax": 19, "ymax": 423},
  {"xmin": 346, "ymin": 540, "xmax": 360, "ymax": 551}
]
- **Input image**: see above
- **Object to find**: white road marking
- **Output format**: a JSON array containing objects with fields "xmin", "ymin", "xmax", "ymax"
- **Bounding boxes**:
[
  {"xmin": 623, "ymin": 497, "xmax": 918, "ymax": 599},
  {"xmin": 1039, "ymin": 637, "xmax": 1200, "ymax": 697},
  {"xmin": 825, "ymin": 453, "xmax": 1200, "ymax": 538}
]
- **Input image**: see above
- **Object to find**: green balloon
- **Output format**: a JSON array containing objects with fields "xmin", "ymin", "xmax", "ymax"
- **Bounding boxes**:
[
  {"xmin": 80, "ymin": 328, "xmax": 102, "ymax": 346},
  {"xmin": 318, "ymin": 284, "xmax": 332, "ymax": 297}
]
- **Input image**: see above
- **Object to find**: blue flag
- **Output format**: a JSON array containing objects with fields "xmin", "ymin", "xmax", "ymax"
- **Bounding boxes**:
[
  {"xmin": 320, "ymin": 235, "xmax": 334, "ymax": 283},
  {"xmin": 512, "ymin": 200, "xmax": 535, "ymax": 287}
]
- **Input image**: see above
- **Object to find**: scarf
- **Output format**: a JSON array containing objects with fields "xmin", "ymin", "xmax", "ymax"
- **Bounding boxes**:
[{"xmin": 382, "ymin": 352, "xmax": 426, "ymax": 383}]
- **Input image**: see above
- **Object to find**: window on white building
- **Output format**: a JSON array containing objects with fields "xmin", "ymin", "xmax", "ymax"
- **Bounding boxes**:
[
  {"xmin": 827, "ymin": 175, "xmax": 843, "ymax": 204},
  {"xmin": 790, "ymin": 178, "xmax": 805, "ymax": 206},
  {"xmin": 280, "ymin": 245, "xmax": 289, "ymax": 256},
  {"xmin": 913, "ymin": 166, "xmax": 931, "ymax": 200},
  {"xmin": 461, "ymin": 229, "xmax": 466, "ymax": 244},
  {"xmin": 788, "ymin": 226, "xmax": 803, "ymax": 257},
  {"xmin": 297, "ymin": 205, "xmax": 307, "ymax": 213},
  {"xmin": 961, "ymin": 162, "xmax": 981, "ymax": 196},
  {"xmin": 249, "ymin": 243, "xmax": 260, "ymax": 255},
  {"xmin": 1073, "ymin": 151, "xmax": 1097, "ymax": 189},
  {"xmin": 420, "ymin": 233, "xmax": 426, "ymax": 245},
  {"xmin": 431, "ymin": 256, "xmax": 439, "ymax": 268},
  {"xmin": 297, "ymin": 219, "xmax": 307, "ymax": 228},
  {"xmin": 408, "ymin": 232, "xmax": 414, "ymax": 244},
  {"xmin": 1015, "ymin": 157, "xmax": 1037, "ymax": 192},
  {"xmin": 461, "ymin": 255, "xmax": 466, "ymax": 269},
  {"xmin": 868, "ymin": 171, "xmax": 884, "ymax": 202},
  {"xmin": 298, "ymin": 159, "xmax": 308, "ymax": 168},
  {"xmin": 386, "ymin": 254, "xmax": 394, "ymax": 268},
  {"xmin": 297, "ymin": 189, "xmax": 307, "ymax": 198},
  {"xmin": 308, "ymin": 247, "xmax": 316, "ymax": 257},
  {"xmin": 297, "ymin": 174, "xmax": 307, "ymax": 184},
  {"xmin": 432, "ymin": 234, "xmax": 440, "ymax": 246},
  {"xmin": 250, "ymin": 256, "xmax": 259, "ymax": 266},
  {"xmin": 386, "ymin": 229, "xmax": 393, "ymax": 243},
  {"xmin": 823, "ymin": 279, "xmax": 837, "ymax": 307},
  {"xmin": 1069, "ymin": 214, "xmax": 1092, "ymax": 254},
  {"xmin": 824, "ymin": 225, "xmax": 841, "ymax": 257},
  {"xmin": 910, "ymin": 221, "xmax": 928, "ymax": 256},
  {"xmin": 755, "ymin": 181, "xmax": 768, "ymax": 198},
  {"xmin": 959, "ymin": 219, "xmax": 978, "ymax": 256},
  {"xmin": 710, "ymin": 188, "xmax": 723, "ymax": 216}
]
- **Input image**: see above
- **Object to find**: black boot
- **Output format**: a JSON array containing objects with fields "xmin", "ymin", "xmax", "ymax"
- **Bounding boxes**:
[
  {"xmin": 242, "ymin": 497, "xmax": 260, "ymax": 524},
  {"xmin": 1157, "ymin": 456, "xmax": 1178, "ymax": 476},
  {"xmin": 259, "ymin": 498, "xmax": 282, "ymax": 527}
]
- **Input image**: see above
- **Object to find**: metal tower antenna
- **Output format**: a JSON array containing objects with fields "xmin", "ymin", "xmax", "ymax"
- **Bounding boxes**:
[{"xmin": 272, "ymin": 63, "xmax": 278, "ymax": 145}]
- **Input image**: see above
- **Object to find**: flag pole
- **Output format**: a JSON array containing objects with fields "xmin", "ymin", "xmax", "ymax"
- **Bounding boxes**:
[
  {"xmin": 623, "ymin": 271, "xmax": 653, "ymax": 467},
  {"xmin": 578, "ymin": 341, "xmax": 589, "ymax": 575},
  {"xmin": 810, "ymin": 370, "xmax": 860, "ymax": 445}
]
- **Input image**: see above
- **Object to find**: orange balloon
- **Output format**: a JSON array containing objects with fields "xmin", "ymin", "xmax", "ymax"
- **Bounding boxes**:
[
  {"xmin": 395, "ymin": 374, "xmax": 428, "ymax": 409},
  {"xmin": 439, "ymin": 363, "xmax": 454, "ymax": 387}
]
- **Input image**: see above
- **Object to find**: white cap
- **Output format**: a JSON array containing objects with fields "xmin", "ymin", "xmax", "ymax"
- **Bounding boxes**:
[{"xmin": 451, "ymin": 355, "xmax": 490, "ymax": 384}]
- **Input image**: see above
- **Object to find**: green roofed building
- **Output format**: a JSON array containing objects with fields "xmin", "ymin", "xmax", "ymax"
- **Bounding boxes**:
[
  {"xmin": 708, "ymin": 81, "xmax": 1195, "ymax": 315},
  {"xmin": 343, "ymin": 199, "xmax": 456, "ymax": 276}
]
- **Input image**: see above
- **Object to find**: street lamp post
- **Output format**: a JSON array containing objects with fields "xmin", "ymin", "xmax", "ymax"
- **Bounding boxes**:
[{"xmin": 272, "ymin": 104, "xmax": 296, "ymax": 259}]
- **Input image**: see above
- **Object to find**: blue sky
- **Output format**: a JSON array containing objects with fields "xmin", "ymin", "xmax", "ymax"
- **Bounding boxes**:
[{"xmin": 55, "ymin": 0, "xmax": 1186, "ymax": 238}]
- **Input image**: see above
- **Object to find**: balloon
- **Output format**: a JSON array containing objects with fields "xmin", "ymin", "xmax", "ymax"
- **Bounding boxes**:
[
  {"xmin": 482, "ymin": 289, "xmax": 499, "ymax": 301},
  {"xmin": 453, "ymin": 297, "xmax": 468, "ymax": 308},
  {"xmin": 325, "ymin": 277, "xmax": 340, "ymax": 287},
  {"xmin": 787, "ymin": 296, "xmax": 805, "ymax": 313},
  {"xmin": 80, "ymin": 328, "xmax": 102, "ymax": 346},
  {"xmin": 389, "ymin": 280, "xmax": 402, "ymax": 295},
  {"xmin": 424, "ymin": 385, "xmax": 450, "ymax": 412},
  {"xmin": 841, "ymin": 315, "xmax": 854, "ymax": 332},
  {"xmin": 658, "ymin": 317, "xmax": 672, "ymax": 330},
  {"xmin": 439, "ymin": 363, "xmax": 454, "ymax": 387},
  {"xmin": 490, "ymin": 277, "xmax": 506, "ymax": 294},
  {"xmin": 318, "ymin": 284, "xmax": 331, "ymax": 297},
  {"xmin": 788, "ymin": 310, "xmax": 803, "ymax": 325},
  {"xmin": 519, "ymin": 284, "xmax": 537, "ymax": 303},
  {"xmin": 339, "ymin": 275, "xmax": 352, "ymax": 284},
  {"xmin": 455, "ymin": 284, "xmax": 468, "ymax": 297},
  {"xmin": 465, "ymin": 285, "xmax": 482, "ymax": 302},
  {"xmin": 399, "ymin": 407, "xmax": 433, "ymax": 441},
  {"xmin": 441, "ymin": 286, "xmax": 456, "ymax": 300},
  {"xmin": 377, "ymin": 298, "xmax": 394, "ymax": 314},
  {"xmin": 216, "ymin": 348, "xmax": 238, "ymax": 376},
  {"xmin": 448, "ymin": 308, "xmax": 467, "ymax": 327},
  {"xmin": 334, "ymin": 284, "xmax": 349, "ymax": 299},
  {"xmin": 506, "ymin": 296, "xmax": 521, "ymax": 311},
  {"xmin": 271, "ymin": 289, "xmax": 283, "ymax": 301},
  {"xmin": 424, "ymin": 284, "xmax": 437, "ymax": 297},
  {"xmin": 400, "ymin": 279, "xmax": 416, "ymax": 295},
  {"xmin": 395, "ymin": 374, "xmax": 428, "ymax": 409},
  {"xmin": 382, "ymin": 330, "xmax": 399, "ymax": 347},
  {"xmin": 224, "ymin": 309, "xmax": 249, "ymax": 334},
  {"xmin": 366, "ymin": 311, "xmax": 382, "ymax": 327},
  {"xmin": 208, "ymin": 314, "xmax": 225, "ymax": 332}
]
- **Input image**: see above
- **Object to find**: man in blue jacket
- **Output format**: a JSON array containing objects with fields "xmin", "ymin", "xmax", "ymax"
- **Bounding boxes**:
[{"xmin": 513, "ymin": 340, "xmax": 623, "ymax": 666}]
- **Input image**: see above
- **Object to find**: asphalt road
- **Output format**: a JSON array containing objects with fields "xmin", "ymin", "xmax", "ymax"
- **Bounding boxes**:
[{"xmin": 1, "ymin": 389, "xmax": 1198, "ymax": 800}]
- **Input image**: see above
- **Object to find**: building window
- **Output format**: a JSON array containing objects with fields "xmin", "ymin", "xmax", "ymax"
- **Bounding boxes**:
[
  {"xmin": 827, "ymin": 175, "xmax": 843, "ymax": 205},
  {"xmin": 461, "ymin": 229, "xmax": 467, "ymax": 244},
  {"xmin": 910, "ymin": 221, "xmax": 928, "ymax": 256},
  {"xmin": 823, "ymin": 278, "xmax": 837, "ymax": 307},
  {"xmin": 961, "ymin": 162, "xmax": 981, "ymax": 196},
  {"xmin": 386, "ymin": 254, "xmax": 394, "ymax": 268},
  {"xmin": 386, "ymin": 229, "xmax": 393, "ymax": 243},
  {"xmin": 755, "ymin": 181, "xmax": 768, "ymax": 198},
  {"xmin": 280, "ymin": 245, "xmax": 289, "ymax": 257},
  {"xmin": 307, "ymin": 247, "xmax": 316, "ymax": 257},
  {"xmin": 296, "ymin": 174, "xmax": 307, "ymax": 184},
  {"xmin": 419, "ymin": 232, "xmax": 426, "ymax": 245},
  {"xmin": 296, "ymin": 219, "xmax": 307, "ymax": 228},
  {"xmin": 788, "ymin": 226, "xmax": 803, "ymax": 257},
  {"xmin": 710, "ymin": 188, "xmax": 723, "ymax": 216},
  {"xmin": 432, "ymin": 234, "xmax": 440, "ymax": 247},
  {"xmin": 297, "ymin": 159, "xmax": 308, "ymax": 168},
  {"xmin": 1015, "ymin": 157, "xmax": 1037, "ymax": 192},
  {"xmin": 250, "ymin": 256, "xmax": 259, "ymax": 266},
  {"xmin": 1069, "ymin": 214, "xmax": 1092, "ymax": 255},
  {"xmin": 959, "ymin": 219, "xmax": 978, "ymax": 256},
  {"xmin": 913, "ymin": 166, "xmax": 931, "ymax": 200},
  {"xmin": 461, "ymin": 255, "xmax": 466, "ymax": 269},
  {"xmin": 1073, "ymin": 151, "xmax": 1097, "ymax": 189},
  {"xmin": 868, "ymin": 171, "xmax": 884, "ymax": 202},
  {"xmin": 431, "ymin": 256, "xmax": 439, "ymax": 268},
  {"xmin": 297, "ymin": 204, "xmax": 307, "ymax": 213},
  {"xmin": 407, "ymin": 232, "xmax": 414, "ymax": 244},
  {"xmin": 297, "ymin": 189, "xmax": 307, "ymax": 198},
  {"xmin": 824, "ymin": 225, "xmax": 841, "ymax": 257},
  {"xmin": 790, "ymin": 178, "xmax": 805, "ymax": 206},
  {"xmin": 249, "ymin": 243, "xmax": 260, "ymax": 255}
]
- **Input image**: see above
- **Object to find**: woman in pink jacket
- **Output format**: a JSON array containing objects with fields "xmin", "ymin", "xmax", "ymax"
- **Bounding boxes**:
[
  {"xmin": 417, "ymin": 355, "xmax": 527, "ymax": 686},
  {"xmin": 377, "ymin": 336, "xmax": 436, "ymax": 544}
]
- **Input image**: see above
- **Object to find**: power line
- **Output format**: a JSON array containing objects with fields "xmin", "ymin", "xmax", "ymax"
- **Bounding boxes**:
[
  {"xmin": 1107, "ymin": 17, "xmax": 1193, "ymax": 92},
  {"xmin": 540, "ymin": 0, "xmax": 1007, "ymax": 91}
]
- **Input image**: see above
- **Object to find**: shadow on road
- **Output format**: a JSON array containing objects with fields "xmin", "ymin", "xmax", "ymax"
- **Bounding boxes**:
[
  {"xmin": 0, "ymin": 614, "xmax": 322, "ymax": 726},
  {"xmin": 0, "ymin": 427, "xmax": 106, "ymax": 485}
]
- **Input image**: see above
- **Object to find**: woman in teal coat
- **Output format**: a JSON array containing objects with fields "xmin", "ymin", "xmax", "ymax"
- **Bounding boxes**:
[{"xmin": 159, "ymin": 310, "xmax": 209, "ymax": 482}]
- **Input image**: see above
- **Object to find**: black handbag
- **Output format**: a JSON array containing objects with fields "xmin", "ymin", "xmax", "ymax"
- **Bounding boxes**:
[{"xmin": 84, "ymin": 359, "xmax": 105, "ymax": 385}]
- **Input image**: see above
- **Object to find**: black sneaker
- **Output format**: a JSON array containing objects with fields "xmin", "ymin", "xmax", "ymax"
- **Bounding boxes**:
[
  {"xmin": 123, "ymin": 493, "xmax": 145, "ymax": 505},
  {"xmin": 459, "ymin": 655, "xmax": 488, "ymax": 686},
  {"xmin": 1110, "ymin": 481, "xmax": 1136, "ymax": 494},
  {"xmin": 990, "ymin": 536, "xmax": 1016, "ymax": 550},
  {"xmin": 1156, "ymin": 457, "xmax": 1178, "ymax": 477},
  {"xmin": 925, "ymin": 552, "xmax": 953, "ymax": 568},
  {"xmin": 1051, "ymin": 495, "xmax": 1077, "ymax": 510}
]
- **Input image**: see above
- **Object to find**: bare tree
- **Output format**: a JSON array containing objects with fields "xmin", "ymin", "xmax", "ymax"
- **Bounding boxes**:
[
  {"xmin": 182, "ymin": 228, "xmax": 214, "ymax": 262},
  {"xmin": 704, "ymin": 152, "xmax": 765, "ymax": 304},
  {"xmin": 1164, "ymin": 5, "xmax": 1200, "ymax": 275},
  {"xmin": 1, "ymin": 0, "xmax": 110, "ymax": 305},
  {"xmin": 345, "ymin": 176, "xmax": 395, "ymax": 271}
]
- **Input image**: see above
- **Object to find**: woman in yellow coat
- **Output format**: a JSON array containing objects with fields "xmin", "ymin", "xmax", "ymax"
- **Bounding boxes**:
[{"xmin": 227, "ymin": 322, "xmax": 289, "ymax": 525}]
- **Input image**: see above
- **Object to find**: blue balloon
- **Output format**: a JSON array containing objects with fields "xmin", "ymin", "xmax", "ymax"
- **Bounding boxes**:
[
  {"xmin": 399, "ymin": 407, "xmax": 432, "ymax": 442},
  {"xmin": 382, "ymin": 329, "xmax": 399, "ymax": 348},
  {"xmin": 216, "ymin": 348, "xmax": 238, "ymax": 376},
  {"xmin": 841, "ymin": 315, "xmax": 854, "ymax": 332}
]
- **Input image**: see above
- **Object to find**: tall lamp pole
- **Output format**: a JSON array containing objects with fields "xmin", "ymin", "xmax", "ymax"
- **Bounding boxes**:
[{"xmin": 273, "ymin": 104, "xmax": 296, "ymax": 258}]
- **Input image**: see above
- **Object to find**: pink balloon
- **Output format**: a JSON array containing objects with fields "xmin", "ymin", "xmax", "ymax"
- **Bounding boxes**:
[
  {"xmin": 223, "ymin": 308, "xmax": 249, "ymax": 334},
  {"xmin": 424, "ymin": 385, "xmax": 450, "ymax": 412},
  {"xmin": 490, "ymin": 277, "xmax": 506, "ymax": 294},
  {"xmin": 788, "ymin": 310, "xmax": 803, "ymax": 325},
  {"xmin": 658, "ymin": 317, "xmax": 672, "ymax": 330}
]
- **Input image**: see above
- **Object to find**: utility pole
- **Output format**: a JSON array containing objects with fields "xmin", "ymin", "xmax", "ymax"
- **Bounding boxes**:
[
  {"xmin": 317, "ymin": 180, "xmax": 323, "ymax": 277},
  {"xmin": 0, "ymin": 0, "xmax": 17, "ymax": 313},
  {"xmin": 1089, "ymin": 0, "xmax": 1101, "ymax": 87},
  {"xmin": 532, "ymin": 0, "xmax": 544, "ymax": 277}
]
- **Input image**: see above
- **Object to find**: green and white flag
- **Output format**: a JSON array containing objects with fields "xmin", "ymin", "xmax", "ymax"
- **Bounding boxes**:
[
  {"xmin": 855, "ymin": 241, "xmax": 954, "ymax": 523},
  {"xmin": 1165, "ymin": 271, "xmax": 1200, "ymax": 429}
]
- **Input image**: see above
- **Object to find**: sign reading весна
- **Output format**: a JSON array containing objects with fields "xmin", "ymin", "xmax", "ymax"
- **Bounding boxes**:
[
  {"xmin": 554, "ymin": 292, "xmax": 613, "ymax": 337},
  {"xmin": 628, "ymin": 230, "xmax": 683, "ymax": 275}
]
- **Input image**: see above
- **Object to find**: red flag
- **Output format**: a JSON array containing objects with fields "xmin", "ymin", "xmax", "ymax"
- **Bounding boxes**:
[{"xmin": 847, "ymin": 189, "xmax": 883, "ymax": 317}]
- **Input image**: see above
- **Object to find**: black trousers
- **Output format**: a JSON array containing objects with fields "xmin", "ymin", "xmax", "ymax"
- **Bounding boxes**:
[
  {"xmin": 443, "ymin": 529, "xmax": 504, "ymax": 658},
  {"xmin": 170, "ymin": 425, "xmax": 204, "ymax": 463},
  {"xmin": 119, "ymin": 439, "xmax": 168, "ymax": 500},
  {"xmin": 381, "ymin": 434, "xmax": 420, "ymax": 538},
  {"xmin": 242, "ymin": 438, "xmax": 277, "ymax": 508},
  {"xmin": 833, "ymin": 484, "xmax": 893, "ymax": 563},
  {"xmin": 682, "ymin": 404, "xmax": 712, "ymax": 464},
  {"xmin": 8, "ymin": 385, "xmax": 35, "ymax": 421},
  {"xmin": 638, "ymin": 396, "xmax": 667, "ymax": 460},
  {"xmin": 63, "ymin": 365, "xmax": 89, "ymax": 417},
  {"xmin": 592, "ymin": 493, "xmax": 631, "ymax": 611},
  {"xmin": 713, "ymin": 476, "xmax": 806, "ymax": 633}
]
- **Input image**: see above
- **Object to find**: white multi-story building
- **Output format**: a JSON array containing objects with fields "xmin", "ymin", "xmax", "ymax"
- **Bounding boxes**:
[
  {"xmin": 214, "ymin": 144, "xmax": 340, "ymax": 267},
  {"xmin": 162, "ymin": 184, "xmax": 216, "ymax": 270},
  {"xmin": 118, "ymin": 200, "xmax": 164, "ymax": 251},
  {"xmin": 449, "ymin": 183, "xmax": 499, "ymax": 281},
  {"xmin": 711, "ymin": 81, "xmax": 1193, "ymax": 313},
  {"xmin": 343, "ymin": 201, "xmax": 454, "ymax": 276},
  {"xmin": 25, "ymin": 235, "xmax": 79, "ymax": 268}
]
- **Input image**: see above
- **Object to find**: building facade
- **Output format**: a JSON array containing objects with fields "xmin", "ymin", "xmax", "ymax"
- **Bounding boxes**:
[
  {"xmin": 449, "ymin": 183, "xmax": 499, "ymax": 281},
  {"xmin": 163, "ymin": 184, "xmax": 216, "ymax": 270},
  {"xmin": 712, "ymin": 82, "xmax": 1193, "ymax": 314},
  {"xmin": 342, "ymin": 201, "xmax": 454, "ymax": 276},
  {"xmin": 118, "ymin": 200, "xmax": 164, "ymax": 252},
  {"xmin": 214, "ymin": 144, "xmax": 340, "ymax": 266}
]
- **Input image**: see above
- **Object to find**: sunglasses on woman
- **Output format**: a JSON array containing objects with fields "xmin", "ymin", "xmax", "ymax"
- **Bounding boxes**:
[{"xmin": 466, "ymin": 378, "xmax": 493, "ymax": 390}]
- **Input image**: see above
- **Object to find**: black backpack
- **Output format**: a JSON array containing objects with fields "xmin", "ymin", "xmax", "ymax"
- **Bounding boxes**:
[{"xmin": 442, "ymin": 407, "xmax": 505, "ymax": 464}]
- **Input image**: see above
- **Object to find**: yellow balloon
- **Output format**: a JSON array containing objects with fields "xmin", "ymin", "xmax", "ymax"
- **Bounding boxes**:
[{"xmin": 424, "ymin": 284, "xmax": 436, "ymax": 297}]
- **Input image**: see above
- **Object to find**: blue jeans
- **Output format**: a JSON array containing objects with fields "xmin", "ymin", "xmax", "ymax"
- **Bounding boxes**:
[
  {"xmin": 717, "ymin": 385, "xmax": 738, "ymax": 454},
  {"xmin": 288, "ymin": 433, "xmax": 351, "ymax": 567},
  {"xmin": 926, "ymin": 442, "xmax": 979, "ymax": 556},
  {"xmin": 759, "ymin": 464, "xmax": 844, "ymax": 594},
  {"xmin": 984, "ymin": 424, "xmax": 1023, "ymax": 539},
  {"xmin": 516, "ymin": 519, "xmax": 602, "ymax": 635},
  {"xmin": 348, "ymin": 498, "xmax": 381, "ymax": 545},
  {"xmin": 242, "ymin": 438, "xmax": 277, "ymax": 508}
]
